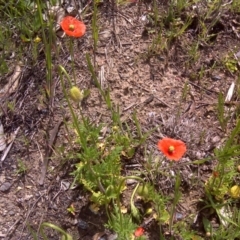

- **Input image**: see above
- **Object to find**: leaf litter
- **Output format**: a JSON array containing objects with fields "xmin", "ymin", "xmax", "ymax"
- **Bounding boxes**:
[{"xmin": 0, "ymin": 1, "xmax": 240, "ymax": 239}]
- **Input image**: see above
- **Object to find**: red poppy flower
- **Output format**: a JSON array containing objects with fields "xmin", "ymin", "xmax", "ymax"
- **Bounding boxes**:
[
  {"xmin": 213, "ymin": 171, "xmax": 219, "ymax": 178},
  {"xmin": 157, "ymin": 138, "xmax": 186, "ymax": 161},
  {"xmin": 60, "ymin": 16, "xmax": 86, "ymax": 38},
  {"xmin": 134, "ymin": 227, "xmax": 144, "ymax": 237}
]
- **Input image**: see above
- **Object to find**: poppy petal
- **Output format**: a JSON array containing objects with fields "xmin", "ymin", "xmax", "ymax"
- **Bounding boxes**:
[
  {"xmin": 134, "ymin": 227, "xmax": 144, "ymax": 237},
  {"xmin": 60, "ymin": 16, "xmax": 86, "ymax": 38},
  {"xmin": 157, "ymin": 138, "xmax": 186, "ymax": 161}
]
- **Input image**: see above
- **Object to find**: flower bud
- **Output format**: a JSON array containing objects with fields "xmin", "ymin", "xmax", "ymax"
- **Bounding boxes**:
[
  {"xmin": 69, "ymin": 86, "xmax": 83, "ymax": 102},
  {"xmin": 137, "ymin": 184, "xmax": 149, "ymax": 198},
  {"xmin": 229, "ymin": 185, "xmax": 240, "ymax": 199},
  {"xmin": 33, "ymin": 36, "xmax": 41, "ymax": 43}
]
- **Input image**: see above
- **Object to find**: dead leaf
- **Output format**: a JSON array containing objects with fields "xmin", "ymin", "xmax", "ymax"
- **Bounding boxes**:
[
  {"xmin": 225, "ymin": 82, "xmax": 235, "ymax": 102},
  {"xmin": 0, "ymin": 63, "xmax": 22, "ymax": 99},
  {"xmin": 0, "ymin": 121, "xmax": 6, "ymax": 151},
  {"xmin": 92, "ymin": 232, "xmax": 107, "ymax": 240}
]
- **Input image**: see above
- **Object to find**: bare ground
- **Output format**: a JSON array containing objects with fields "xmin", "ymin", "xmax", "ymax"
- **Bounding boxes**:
[{"xmin": 0, "ymin": 1, "xmax": 240, "ymax": 239}]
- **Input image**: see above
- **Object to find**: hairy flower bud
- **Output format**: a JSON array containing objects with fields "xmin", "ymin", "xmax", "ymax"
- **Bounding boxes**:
[
  {"xmin": 69, "ymin": 86, "xmax": 83, "ymax": 102},
  {"xmin": 229, "ymin": 185, "xmax": 240, "ymax": 199}
]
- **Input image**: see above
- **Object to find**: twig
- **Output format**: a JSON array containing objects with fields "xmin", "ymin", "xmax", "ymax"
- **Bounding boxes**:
[
  {"xmin": 188, "ymin": 80, "xmax": 218, "ymax": 94},
  {"xmin": 123, "ymin": 95, "xmax": 154, "ymax": 111},
  {"xmin": 117, "ymin": 12, "xmax": 133, "ymax": 26},
  {"xmin": 38, "ymin": 120, "xmax": 63, "ymax": 185},
  {"xmin": 6, "ymin": 218, "xmax": 22, "ymax": 239},
  {"xmin": 19, "ymin": 194, "xmax": 43, "ymax": 239},
  {"xmin": 137, "ymin": 85, "xmax": 171, "ymax": 108},
  {"xmin": 98, "ymin": 65, "xmax": 106, "ymax": 89},
  {"xmin": 111, "ymin": 0, "xmax": 116, "ymax": 35},
  {"xmin": 154, "ymin": 96, "xmax": 172, "ymax": 108}
]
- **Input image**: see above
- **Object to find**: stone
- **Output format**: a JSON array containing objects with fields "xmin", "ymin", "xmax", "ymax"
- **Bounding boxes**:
[{"xmin": 0, "ymin": 182, "xmax": 12, "ymax": 192}]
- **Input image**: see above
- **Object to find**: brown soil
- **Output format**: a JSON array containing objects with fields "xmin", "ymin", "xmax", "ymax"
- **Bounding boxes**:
[{"xmin": 0, "ymin": 1, "xmax": 240, "ymax": 239}]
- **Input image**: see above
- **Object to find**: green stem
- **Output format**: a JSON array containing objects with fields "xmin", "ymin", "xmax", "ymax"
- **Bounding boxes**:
[
  {"xmin": 69, "ymin": 38, "xmax": 76, "ymax": 85},
  {"xmin": 117, "ymin": 176, "xmax": 145, "ymax": 196},
  {"xmin": 169, "ymin": 171, "xmax": 181, "ymax": 233},
  {"xmin": 40, "ymin": 222, "xmax": 72, "ymax": 240},
  {"xmin": 58, "ymin": 65, "xmax": 86, "ymax": 149},
  {"xmin": 115, "ymin": 176, "xmax": 144, "ymax": 229}
]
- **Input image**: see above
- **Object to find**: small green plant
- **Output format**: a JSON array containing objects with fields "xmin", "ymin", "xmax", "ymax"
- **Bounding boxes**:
[
  {"xmin": 67, "ymin": 110, "xmax": 148, "ymax": 207},
  {"xmin": 0, "ymin": 0, "xmax": 41, "ymax": 74},
  {"xmin": 231, "ymin": 0, "xmax": 240, "ymax": 12},
  {"xmin": 212, "ymin": 206, "xmax": 240, "ymax": 239},
  {"xmin": 173, "ymin": 221, "xmax": 204, "ymax": 240},
  {"xmin": 7, "ymin": 100, "xmax": 16, "ymax": 112},
  {"xmin": 136, "ymin": 183, "xmax": 170, "ymax": 225},
  {"xmin": 16, "ymin": 159, "xmax": 27, "ymax": 175},
  {"xmin": 187, "ymin": 41, "xmax": 200, "ymax": 64},
  {"xmin": 59, "ymin": 63, "xmax": 151, "ymax": 237},
  {"xmin": 105, "ymin": 206, "xmax": 141, "ymax": 240},
  {"xmin": 223, "ymin": 55, "xmax": 238, "ymax": 73},
  {"xmin": 205, "ymin": 118, "xmax": 240, "ymax": 200},
  {"xmin": 203, "ymin": 118, "xmax": 240, "ymax": 237},
  {"xmin": 67, "ymin": 204, "xmax": 76, "ymax": 216}
]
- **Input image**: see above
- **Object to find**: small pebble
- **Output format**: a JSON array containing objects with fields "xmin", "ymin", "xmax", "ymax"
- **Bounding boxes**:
[
  {"xmin": 77, "ymin": 219, "xmax": 88, "ymax": 230},
  {"xmin": 211, "ymin": 136, "xmax": 220, "ymax": 144},
  {"xmin": 126, "ymin": 179, "xmax": 138, "ymax": 185},
  {"xmin": 175, "ymin": 212, "xmax": 183, "ymax": 220},
  {"xmin": 9, "ymin": 210, "xmax": 15, "ymax": 216},
  {"xmin": 108, "ymin": 234, "xmax": 118, "ymax": 240},
  {"xmin": 0, "ymin": 182, "xmax": 12, "ymax": 192},
  {"xmin": 211, "ymin": 75, "xmax": 221, "ymax": 81},
  {"xmin": 72, "ymin": 219, "xmax": 78, "ymax": 225},
  {"xmin": 157, "ymin": 56, "xmax": 165, "ymax": 61}
]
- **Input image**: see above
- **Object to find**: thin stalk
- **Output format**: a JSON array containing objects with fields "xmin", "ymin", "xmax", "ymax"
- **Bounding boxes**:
[
  {"xmin": 69, "ymin": 38, "xmax": 77, "ymax": 84},
  {"xmin": 115, "ymin": 176, "xmax": 144, "ymax": 228},
  {"xmin": 36, "ymin": 0, "xmax": 54, "ymax": 105},
  {"xmin": 59, "ymin": 65, "xmax": 87, "ymax": 149},
  {"xmin": 169, "ymin": 171, "xmax": 181, "ymax": 234},
  {"xmin": 40, "ymin": 222, "xmax": 73, "ymax": 240},
  {"xmin": 92, "ymin": 0, "xmax": 98, "ymax": 67}
]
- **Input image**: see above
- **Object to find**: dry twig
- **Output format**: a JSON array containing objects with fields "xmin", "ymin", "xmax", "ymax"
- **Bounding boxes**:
[{"xmin": 38, "ymin": 120, "xmax": 63, "ymax": 185}]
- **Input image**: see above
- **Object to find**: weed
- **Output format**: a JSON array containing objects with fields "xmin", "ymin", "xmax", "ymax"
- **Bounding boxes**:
[
  {"xmin": 0, "ymin": 0, "xmax": 37, "ymax": 74},
  {"xmin": 187, "ymin": 41, "xmax": 200, "ymax": 64},
  {"xmin": 67, "ymin": 204, "xmax": 76, "ymax": 216},
  {"xmin": 35, "ymin": 0, "xmax": 57, "ymax": 103},
  {"xmin": 7, "ymin": 100, "xmax": 16, "ymax": 112},
  {"xmin": 231, "ymin": 0, "xmax": 240, "ymax": 12},
  {"xmin": 105, "ymin": 206, "xmax": 143, "ymax": 240},
  {"xmin": 202, "ymin": 118, "xmax": 240, "ymax": 238},
  {"xmin": 223, "ymin": 54, "xmax": 238, "ymax": 73},
  {"xmin": 16, "ymin": 159, "xmax": 27, "ymax": 175}
]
